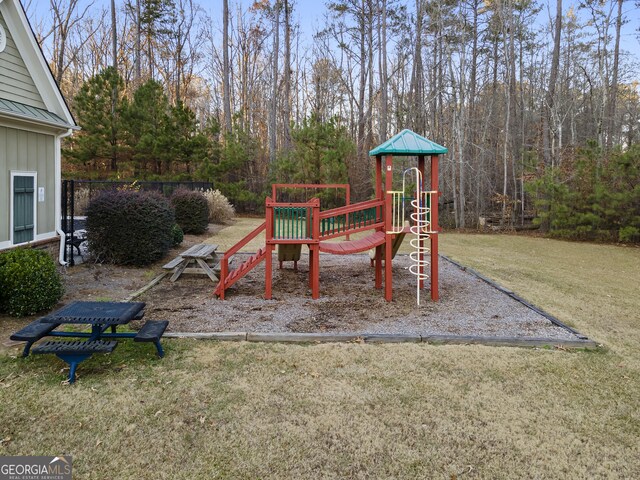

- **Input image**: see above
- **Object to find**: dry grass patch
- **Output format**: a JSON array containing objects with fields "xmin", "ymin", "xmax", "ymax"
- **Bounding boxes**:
[
  {"xmin": 440, "ymin": 233, "xmax": 640, "ymax": 353},
  {"xmin": 208, "ymin": 217, "xmax": 266, "ymax": 252},
  {"xmin": 1, "ymin": 340, "xmax": 639, "ymax": 478},
  {"xmin": 1, "ymin": 231, "xmax": 639, "ymax": 478}
]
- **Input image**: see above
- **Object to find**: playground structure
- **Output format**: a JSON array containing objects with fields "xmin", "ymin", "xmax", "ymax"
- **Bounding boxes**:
[
  {"xmin": 213, "ymin": 129, "xmax": 447, "ymax": 303},
  {"xmin": 271, "ymin": 183, "xmax": 350, "ymax": 270}
]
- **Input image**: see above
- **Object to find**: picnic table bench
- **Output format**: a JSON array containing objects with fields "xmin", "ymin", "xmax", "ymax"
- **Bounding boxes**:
[
  {"xmin": 10, "ymin": 302, "xmax": 168, "ymax": 383},
  {"xmin": 32, "ymin": 340, "xmax": 117, "ymax": 384},
  {"xmin": 163, "ymin": 243, "xmax": 221, "ymax": 282}
]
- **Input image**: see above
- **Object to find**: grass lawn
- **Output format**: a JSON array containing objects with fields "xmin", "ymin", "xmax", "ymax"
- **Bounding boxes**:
[{"xmin": 1, "ymin": 228, "xmax": 639, "ymax": 478}]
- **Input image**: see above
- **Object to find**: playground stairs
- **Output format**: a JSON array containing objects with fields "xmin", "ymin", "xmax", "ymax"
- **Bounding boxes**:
[
  {"xmin": 213, "ymin": 220, "xmax": 268, "ymax": 299},
  {"xmin": 213, "ymin": 247, "xmax": 266, "ymax": 297}
]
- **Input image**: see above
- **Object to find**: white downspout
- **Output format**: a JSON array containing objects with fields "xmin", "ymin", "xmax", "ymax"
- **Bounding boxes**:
[{"xmin": 55, "ymin": 128, "xmax": 73, "ymax": 265}]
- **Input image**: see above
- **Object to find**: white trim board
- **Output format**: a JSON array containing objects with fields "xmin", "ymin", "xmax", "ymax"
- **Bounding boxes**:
[
  {"xmin": 0, "ymin": 117, "xmax": 59, "ymax": 136},
  {"xmin": 0, "ymin": 232, "xmax": 59, "ymax": 251}
]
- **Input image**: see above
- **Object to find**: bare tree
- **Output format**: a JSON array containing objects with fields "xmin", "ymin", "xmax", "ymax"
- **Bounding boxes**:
[
  {"xmin": 47, "ymin": 0, "xmax": 96, "ymax": 84},
  {"xmin": 269, "ymin": 1, "xmax": 281, "ymax": 163},
  {"xmin": 282, "ymin": 0, "xmax": 293, "ymax": 150},
  {"xmin": 223, "ymin": 0, "xmax": 232, "ymax": 133},
  {"xmin": 378, "ymin": 0, "xmax": 388, "ymax": 141},
  {"xmin": 409, "ymin": 0, "xmax": 425, "ymax": 134},
  {"xmin": 543, "ymin": 0, "xmax": 562, "ymax": 168},
  {"xmin": 606, "ymin": 0, "xmax": 624, "ymax": 148}
]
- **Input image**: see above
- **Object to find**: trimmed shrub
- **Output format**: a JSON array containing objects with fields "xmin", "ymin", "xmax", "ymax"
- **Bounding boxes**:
[
  {"xmin": 619, "ymin": 226, "xmax": 640, "ymax": 243},
  {"xmin": 0, "ymin": 248, "xmax": 64, "ymax": 317},
  {"xmin": 86, "ymin": 190, "xmax": 174, "ymax": 265},
  {"xmin": 171, "ymin": 189, "xmax": 209, "ymax": 234},
  {"xmin": 171, "ymin": 224, "xmax": 184, "ymax": 246},
  {"xmin": 203, "ymin": 188, "xmax": 235, "ymax": 224}
]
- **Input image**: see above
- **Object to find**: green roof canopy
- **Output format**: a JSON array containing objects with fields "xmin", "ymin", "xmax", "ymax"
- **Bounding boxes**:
[
  {"xmin": 0, "ymin": 98, "xmax": 74, "ymax": 129},
  {"xmin": 369, "ymin": 129, "xmax": 448, "ymax": 156}
]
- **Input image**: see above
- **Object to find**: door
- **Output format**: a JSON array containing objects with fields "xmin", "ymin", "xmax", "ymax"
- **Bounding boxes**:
[{"xmin": 13, "ymin": 174, "xmax": 35, "ymax": 244}]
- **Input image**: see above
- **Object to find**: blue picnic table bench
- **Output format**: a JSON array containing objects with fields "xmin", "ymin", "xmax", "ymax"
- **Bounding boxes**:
[{"xmin": 10, "ymin": 301, "xmax": 168, "ymax": 383}]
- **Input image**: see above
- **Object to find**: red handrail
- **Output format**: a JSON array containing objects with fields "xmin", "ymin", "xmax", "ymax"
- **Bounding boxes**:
[
  {"xmin": 319, "ymin": 199, "xmax": 384, "ymax": 219},
  {"xmin": 218, "ymin": 221, "xmax": 266, "ymax": 299}
]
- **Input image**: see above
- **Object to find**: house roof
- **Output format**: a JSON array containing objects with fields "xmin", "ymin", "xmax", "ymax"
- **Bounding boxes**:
[
  {"xmin": 0, "ymin": 97, "xmax": 73, "ymax": 129},
  {"xmin": 369, "ymin": 129, "xmax": 447, "ymax": 156},
  {"xmin": 0, "ymin": 0, "xmax": 77, "ymax": 130}
]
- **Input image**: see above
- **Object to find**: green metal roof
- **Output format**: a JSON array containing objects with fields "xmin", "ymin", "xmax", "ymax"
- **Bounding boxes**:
[
  {"xmin": 0, "ymin": 97, "xmax": 74, "ymax": 129},
  {"xmin": 369, "ymin": 129, "xmax": 448, "ymax": 156}
]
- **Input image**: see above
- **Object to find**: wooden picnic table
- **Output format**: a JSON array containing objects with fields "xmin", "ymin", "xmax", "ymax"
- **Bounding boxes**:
[{"xmin": 163, "ymin": 243, "xmax": 220, "ymax": 282}]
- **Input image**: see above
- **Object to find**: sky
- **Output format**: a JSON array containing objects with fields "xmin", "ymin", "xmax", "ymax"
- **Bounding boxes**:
[{"xmin": 20, "ymin": 0, "xmax": 640, "ymax": 68}]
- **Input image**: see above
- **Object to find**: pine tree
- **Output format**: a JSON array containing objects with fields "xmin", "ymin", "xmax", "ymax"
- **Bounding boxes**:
[
  {"xmin": 66, "ymin": 67, "xmax": 123, "ymax": 173},
  {"xmin": 121, "ymin": 80, "xmax": 171, "ymax": 176}
]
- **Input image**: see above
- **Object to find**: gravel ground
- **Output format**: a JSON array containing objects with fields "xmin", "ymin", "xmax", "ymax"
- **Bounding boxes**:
[{"xmin": 141, "ymin": 252, "xmax": 580, "ymax": 340}]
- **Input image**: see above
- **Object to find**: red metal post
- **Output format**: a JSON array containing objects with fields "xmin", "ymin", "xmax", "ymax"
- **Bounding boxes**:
[
  {"xmin": 374, "ymin": 245, "xmax": 382, "ymax": 289},
  {"xmin": 312, "ymin": 200, "xmax": 320, "ymax": 299},
  {"xmin": 346, "ymin": 184, "xmax": 351, "ymax": 241},
  {"xmin": 308, "ymin": 244, "xmax": 313, "ymax": 288},
  {"xmin": 219, "ymin": 258, "xmax": 227, "ymax": 300},
  {"xmin": 265, "ymin": 199, "xmax": 274, "ymax": 299},
  {"xmin": 430, "ymin": 155, "xmax": 439, "ymax": 301},
  {"xmin": 375, "ymin": 156, "xmax": 382, "ymax": 200},
  {"xmin": 384, "ymin": 155, "xmax": 393, "ymax": 301},
  {"xmin": 418, "ymin": 155, "xmax": 425, "ymax": 290},
  {"xmin": 375, "ymin": 156, "xmax": 383, "ymax": 226}
]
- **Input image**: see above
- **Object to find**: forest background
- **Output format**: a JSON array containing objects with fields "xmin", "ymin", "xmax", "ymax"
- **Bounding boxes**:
[{"xmin": 23, "ymin": 0, "xmax": 640, "ymax": 240}]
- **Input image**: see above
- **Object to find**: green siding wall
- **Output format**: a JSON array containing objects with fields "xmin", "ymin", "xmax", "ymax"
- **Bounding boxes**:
[
  {"xmin": 0, "ymin": 11, "xmax": 46, "ymax": 109},
  {"xmin": 0, "ymin": 126, "xmax": 56, "ymax": 244}
]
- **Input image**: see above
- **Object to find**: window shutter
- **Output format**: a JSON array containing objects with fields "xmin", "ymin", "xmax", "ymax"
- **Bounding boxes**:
[{"xmin": 13, "ymin": 176, "xmax": 35, "ymax": 244}]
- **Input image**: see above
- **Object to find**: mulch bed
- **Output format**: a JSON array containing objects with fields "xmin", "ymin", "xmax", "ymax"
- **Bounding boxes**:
[{"xmin": 141, "ymin": 253, "xmax": 580, "ymax": 340}]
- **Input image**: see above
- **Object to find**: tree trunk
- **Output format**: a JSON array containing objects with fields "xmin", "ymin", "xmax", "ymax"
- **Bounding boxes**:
[
  {"xmin": 409, "ymin": 0, "xmax": 424, "ymax": 134},
  {"xmin": 282, "ymin": 0, "xmax": 292, "ymax": 150},
  {"xmin": 223, "ymin": 0, "xmax": 232, "ymax": 133},
  {"xmin": 356, "ymin": 0, "xmax": 367, "ymax": 162},
  {"xmin": 543, "ymin": 0, "xmax": 562, "ymax": 168},
  {"xmin": 110, "ymin": 0, "xmax": 117, "ymax": 171},
  {"xmin": 365, "ymin": 0, "xmax": 374, "ymax": 151},
  {"xmin": 458, "ymin": 39, "xmax": 466, "ymax": 228},
  {"xmin": 269, "ymin": 1, "xmax": 281, "ymax": 164},
  {"xmin": 135, "ymin": 0, "xmax": 141, "ymax": 83},
  {"xmin": 378, "ymin": 0, "xmax": 388, "ymax": 141},
  {"xmin": 607, "ymin": 0, "xmax": 623, "ymax": 149}
]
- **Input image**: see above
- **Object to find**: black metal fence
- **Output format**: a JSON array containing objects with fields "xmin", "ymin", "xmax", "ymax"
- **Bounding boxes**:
[{"xmin": 61, "ymin": 180, "xmax": 214, "ymax": 265}]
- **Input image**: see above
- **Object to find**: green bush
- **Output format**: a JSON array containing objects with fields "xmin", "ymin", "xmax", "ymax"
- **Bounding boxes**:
[
  {"xmin": 87, "ymin": 190, "xmax": 175, "ymax": 265},
  {"xmin": 171, "ymin": 189, "xmax": 209, "ymax": 234},
  {"xmin": 527, "ymin": 143, "xmax": 640, "ymax": 242},
  {"xmin": 619, "ymin": 226, "xmax": 640, "ymax": 243},
  {"xmin": 0, "ymin": 248, "xmax": 64, "ymax": 317},
  {"xmin": 171, "ymin": 224, "xmax": 184, "ymax": 246}
]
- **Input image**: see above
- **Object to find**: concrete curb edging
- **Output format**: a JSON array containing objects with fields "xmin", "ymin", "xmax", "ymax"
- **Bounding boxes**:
[
  {"xmin": 164, "ymin": 331, "xmax": 598, "ymax": 349},
  {"xmin": 440, "ymin": 255, "xmax": 592, "ymax": 340}
]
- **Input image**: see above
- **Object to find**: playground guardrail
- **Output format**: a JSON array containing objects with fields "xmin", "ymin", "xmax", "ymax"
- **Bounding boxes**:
[
  {"xmin": 266, "ymin": 198, "xmax": 320, "ymax": 244},
  {"xmin": 318, "ymin": 199, "xmax": 385, "ymax": 240}
]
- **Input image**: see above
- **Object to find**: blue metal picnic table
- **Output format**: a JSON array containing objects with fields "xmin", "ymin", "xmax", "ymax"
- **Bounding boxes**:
[
  {"xmin": 41, "ymin": 301, "xmax": 146, "ymax": 341},
  {"xmin": 11, "ymin": 301, "xmax": 168, "ymax": 383}
]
